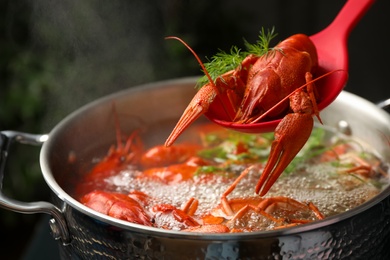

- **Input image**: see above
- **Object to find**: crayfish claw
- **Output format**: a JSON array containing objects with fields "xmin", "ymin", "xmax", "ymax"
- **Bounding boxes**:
[
  {"xmin": 165, "ymin": 83, "xmax": 217, "ymax": 147},
  {"xmin": 256, "ymin": 113, "xmax": 313, "ymax": 196}
]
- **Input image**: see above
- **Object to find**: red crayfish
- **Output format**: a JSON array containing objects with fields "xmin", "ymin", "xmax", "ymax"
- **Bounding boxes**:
[
  {"xmin": 78, "ymin": 123, "xmax": 325, "ymax": 232},
  {"xmin": 164, "ymin": 30, "xmax": 323, "ymax": 196}
]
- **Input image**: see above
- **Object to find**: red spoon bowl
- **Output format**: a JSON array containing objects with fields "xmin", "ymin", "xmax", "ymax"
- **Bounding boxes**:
[{"xmin": 204, "ymin": 0, "xmax": 375, "ymax": 134}]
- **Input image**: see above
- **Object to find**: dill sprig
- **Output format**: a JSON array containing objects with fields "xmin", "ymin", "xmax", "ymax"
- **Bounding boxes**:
[
  {"xmin": 243, "ymin": 27, "xmax": 278, "ymax": 57},
  {"xmin": 196, "ymin": 27, "xmax": 277, "ymax": 88}
]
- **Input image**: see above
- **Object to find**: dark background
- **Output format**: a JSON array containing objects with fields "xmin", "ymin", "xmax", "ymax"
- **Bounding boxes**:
[{"xmin": 1, "ymin": 1, "xmax": 389, "ymax": 259}]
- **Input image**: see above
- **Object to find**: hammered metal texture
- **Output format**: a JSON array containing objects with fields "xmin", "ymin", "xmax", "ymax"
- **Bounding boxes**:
[{"xmin": 56, "ymin": 196, "xmax": 390, "ymax": 260}]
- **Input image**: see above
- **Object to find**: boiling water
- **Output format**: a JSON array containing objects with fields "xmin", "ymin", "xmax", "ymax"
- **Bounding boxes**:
[{"xmin": 82, "ymin": 124, "xmax": 390, "ymax": 232}]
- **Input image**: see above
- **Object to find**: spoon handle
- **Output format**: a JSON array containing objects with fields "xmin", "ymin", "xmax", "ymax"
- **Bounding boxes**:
[
  {"xmin": 313, "ymin": 0, "xmax": 375, "ymax": 42},
  {"xmin": 330, "ymin": 0, "xmax": 375, "ymax": 39}
]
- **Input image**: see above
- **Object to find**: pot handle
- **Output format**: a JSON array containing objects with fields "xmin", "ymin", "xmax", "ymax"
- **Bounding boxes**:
[
  {"xmin": 377, "ymin": 99, "xmax": 390, "ymax": 113},
  {"xmin": 0, "ymin": 131, "xmax": 70, "ymax": 244}
]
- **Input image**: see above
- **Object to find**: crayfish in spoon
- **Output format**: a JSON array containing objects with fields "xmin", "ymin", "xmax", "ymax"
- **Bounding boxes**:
[{"xmin": 165, "ymin": 29, "xmax": 341, "ymax": 196}]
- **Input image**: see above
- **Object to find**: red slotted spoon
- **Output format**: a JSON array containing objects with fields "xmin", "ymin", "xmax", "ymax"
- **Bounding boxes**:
[{"xmin": 206, "ymin": 0, "xmax": 375, "ymax": 133}]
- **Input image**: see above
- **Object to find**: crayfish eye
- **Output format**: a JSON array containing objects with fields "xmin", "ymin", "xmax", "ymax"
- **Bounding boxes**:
[{"xmin": 252, "ymin": 107, "xmax": 260, "ymax": 116}]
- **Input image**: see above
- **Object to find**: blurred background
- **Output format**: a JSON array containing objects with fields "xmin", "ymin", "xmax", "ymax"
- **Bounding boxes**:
[{"xmin": 1, "ymin": 0, "xmax": 389, "ymax": 259}]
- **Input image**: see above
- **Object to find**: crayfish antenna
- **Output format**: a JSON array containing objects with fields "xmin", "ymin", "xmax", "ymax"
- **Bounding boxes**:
[
  {"xmin": 165, "ymin": 36, "xmax": 218, "ymax": 93},
  {"xmin": 112, "ymin": 102, "xmax": 124, "ymax": 149}
]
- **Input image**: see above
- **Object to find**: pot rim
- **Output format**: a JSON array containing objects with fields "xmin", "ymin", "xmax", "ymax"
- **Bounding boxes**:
[{"xmin": 40, "ymin": 77, "xmax": 390, "ymax": 239}]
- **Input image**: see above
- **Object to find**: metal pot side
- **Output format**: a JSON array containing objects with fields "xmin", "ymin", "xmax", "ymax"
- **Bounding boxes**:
[{"xmin": 36, "ymin": 77, "xmax": 390, "ymax": 259}]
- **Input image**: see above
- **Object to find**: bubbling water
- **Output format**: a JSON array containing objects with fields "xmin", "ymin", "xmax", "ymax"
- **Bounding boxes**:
[{"xmin": 81, "ymin": 124, "xmax": 390, "ymax": 232}]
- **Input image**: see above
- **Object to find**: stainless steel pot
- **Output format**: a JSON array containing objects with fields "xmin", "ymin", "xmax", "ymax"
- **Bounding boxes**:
[{"xmin": 1, "ymin": 77, "xmax": 390, "ymax": 259}]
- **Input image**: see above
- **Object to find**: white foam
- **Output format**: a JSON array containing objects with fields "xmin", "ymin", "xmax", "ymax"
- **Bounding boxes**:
[{"xmin": 95, "ymin": 126, "xmax": 389, "ymax": 231}]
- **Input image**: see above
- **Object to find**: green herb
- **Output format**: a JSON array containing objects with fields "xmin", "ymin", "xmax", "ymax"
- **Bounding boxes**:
[
  {"xmin": 369, "ymin": 179, "xmax": 386, "ymax": 190},
  {"xmin": 196, "ymin": 165, "xmax": 226, "ymax": 174},
  {"xmin": 284, "ymin": 128, "xmax": 326, "ymax": 174},
  {"xmin": 347, "ymin": 172, "xmax": 368, "ymax": 184},
  {"xmin": 198, "ymin": 145, "xmax": 228, "ymax": 161},
  {"xmin": 243, "ymin": 27, "xmax": 278, "ymax": 57},
  {"xmin": 196, "ymin": 28, "xmax": 277, "ymax": 88},
  {"xmin": 198, "ymin": 129, "xmax": 274, "ymax": 166},
  {"xmin": 196, "ymin": 46, "xmax": 243, "ymax": 89}
]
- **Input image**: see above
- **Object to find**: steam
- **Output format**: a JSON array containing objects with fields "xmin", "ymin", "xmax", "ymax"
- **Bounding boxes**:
[{"xmin": 30, "ymin": 1, "xmax": 166, "ymax": 129}]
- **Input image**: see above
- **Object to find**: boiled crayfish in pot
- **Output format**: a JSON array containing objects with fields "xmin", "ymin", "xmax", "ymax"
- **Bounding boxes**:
[{"xmin": 165, "ymin": 29, "xmax": 328, "ymax": 196}]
